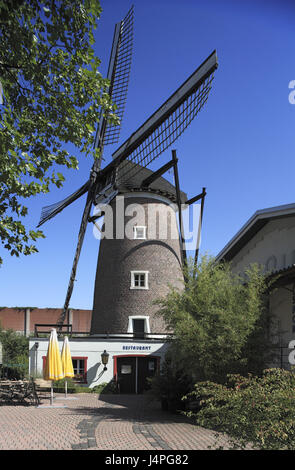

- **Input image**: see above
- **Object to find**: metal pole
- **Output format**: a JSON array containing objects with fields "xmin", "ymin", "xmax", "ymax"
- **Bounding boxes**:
[
  {"xmin": 194, "ymin": 187, "xmax": 206, "ymax": 269},
  {"xmin": 50, "ymin": 382, "xmax": 54, "ymax": 406},
  {"xmin": 135, "ymin": 357, "xmax": 138, "ymax": 394},
  {"xmin": 172, "ymin": 149, "xmax": 187, "ymax": 267}
]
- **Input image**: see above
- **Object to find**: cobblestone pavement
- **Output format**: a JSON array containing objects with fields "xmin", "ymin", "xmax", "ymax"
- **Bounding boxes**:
[{"xmin": 0, "ymin": 393, "xmax": 233, "ymax": 450}]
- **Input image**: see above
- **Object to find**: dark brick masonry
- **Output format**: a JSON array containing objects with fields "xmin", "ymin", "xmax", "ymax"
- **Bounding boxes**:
[
  {"xmin": 133, "ymin": 423, "xmax": 173, "ymax": 450},
  {"xmin": 73, "ymin": 416, "xmax": 103, "ymax": 450},
  {"xmin": 91, "ymin": 194, "xmax": 184, "ymax": 335}
]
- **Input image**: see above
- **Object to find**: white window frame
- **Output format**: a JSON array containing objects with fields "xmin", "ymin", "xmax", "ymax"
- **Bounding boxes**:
[
  {"xmin": 130, "ymin": 270, "xmax": 149, "ymax": 290},
  {"xmin": 133, "ymin": 225, "xmax": 147, "ymax": 240},
  {"xmin": 127, "ymin": 316, "xmax": 151, "ymax": 334}
]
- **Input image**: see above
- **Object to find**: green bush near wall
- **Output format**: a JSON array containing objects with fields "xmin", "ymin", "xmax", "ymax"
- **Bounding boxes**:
[
  {"xmin": 0, "ymin": 328, "xmax": 29, "ymax": 379},
  {"xmin": 51, "ymin": 379, "xmax": 118, "ymax": 394},
  {"xmin": 182, "ymin": 368, "xmax": 295, "ymax": 450},
  {"xmin": 91, "ymin": 380, "xmax": 118, "ymax": 394}
]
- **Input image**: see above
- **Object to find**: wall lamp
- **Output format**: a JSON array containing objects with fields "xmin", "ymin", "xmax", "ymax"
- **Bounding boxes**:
[{"xmin": 101, "ymin": 350, "xmax": 109, "ymax": 371}]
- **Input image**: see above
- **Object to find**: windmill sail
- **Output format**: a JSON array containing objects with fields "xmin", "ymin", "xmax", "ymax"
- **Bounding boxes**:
[
  {"xmin": 113, "ymin": 50, "xmax": 217, "ymax": 186},
  {"xmin": 37, "ymin": 5, "xmax": 134, "ymax": 227},
  {"xmin": 57, "ymin": 6, "xmax": 135, "ymax": 326},
  {"xmin": 39, "ymin": 49, "xmax": 217, "ymax": 227},
  {"xmin": 36, "ymin": 7, "xmax": 218, "ymax": 328},
  {"xmin": 37, "ymin": 180, "xmax": 90, "ymax": 227},
  {"xmin": 94, "ymin": 5, "xmax": 134, "ymax": 149},
  {"xmin": 38, "ymin": 6, "xmax": 134, "ymax": 229},
  {"xmin": 91, "ymin": 50, "xmax": 218, "ymax": 199}
]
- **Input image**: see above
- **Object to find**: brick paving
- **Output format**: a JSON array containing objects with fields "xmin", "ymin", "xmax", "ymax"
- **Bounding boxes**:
[{"xmin": 0, "ymin": 392, "xmax": 234, "ymax": 450}]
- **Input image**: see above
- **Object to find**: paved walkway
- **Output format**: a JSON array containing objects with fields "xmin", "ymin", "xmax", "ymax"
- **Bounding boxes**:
[{"xmin": 0, "ymin": 392, "xmax": 233, "ymax": 450}]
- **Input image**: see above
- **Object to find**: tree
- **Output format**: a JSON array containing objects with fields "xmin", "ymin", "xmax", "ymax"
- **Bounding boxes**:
[
  {"xmin": 0, "ymin": 0, "xmax": 119, "ymax": 265},
  {"xmin": 0, "ymin": 326, "xmax": 29, "ymax": 379},
  {"xmin": 155, "ymin": 255, "xmax": 274, "ymax": 385}
]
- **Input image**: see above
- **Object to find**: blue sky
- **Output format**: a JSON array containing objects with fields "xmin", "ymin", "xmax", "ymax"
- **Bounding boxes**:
[{"xmin": 1, "ymin": 0, "xmax": 295, "ymax": 309}]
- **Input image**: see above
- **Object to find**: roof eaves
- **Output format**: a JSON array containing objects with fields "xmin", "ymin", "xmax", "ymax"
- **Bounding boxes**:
[{"xmin": 216, "ymin": 202, "xmax": 295, "ymax": 262}]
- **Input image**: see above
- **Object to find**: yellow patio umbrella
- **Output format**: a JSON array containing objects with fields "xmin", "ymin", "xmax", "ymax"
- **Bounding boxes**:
[
  {"xmin": 61, "ymin": 335, "xmax": 74, "ymax": 398},
  {"xmin": 44, "ymin": 328, "xmax": 64, "ymax": 405}
]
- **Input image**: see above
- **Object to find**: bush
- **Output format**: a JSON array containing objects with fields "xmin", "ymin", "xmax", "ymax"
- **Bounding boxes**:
[
  {"xmin": 155, "ymin": 256, "xmax": 273, "ymax": 384},
  {"xmin": 52, "ymin": 380, "xmax": 118, "ymax": 394},
  {"xmin": 148, "ymin": 355, "xmax": 193, "ymax": 412},
  {"xmin": 183, "ymin": 368, "xmax": 295, "ymax": 450},
  {"xmin": 91, "ymin": 380, "xmax": 118, "ymax": 394},
  {"xmin": 0, "ymin": 328, "xmax": 29, "ymax": 379},
  {"xmin": 52, "ymin": 378, "xmax": 77, "ymax": 393}
]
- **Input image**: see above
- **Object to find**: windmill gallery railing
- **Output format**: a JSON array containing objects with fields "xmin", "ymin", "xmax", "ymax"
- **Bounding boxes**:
[{"xmin": 34, "ymin": 324, "xmax": 172, "ymax": 340}]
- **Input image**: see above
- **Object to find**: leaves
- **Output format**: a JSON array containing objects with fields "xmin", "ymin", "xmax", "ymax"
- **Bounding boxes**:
[
  {"xmin": 0, "ymin": 326, "xmax": 29, "ymax": 379},
  {"xmin": 156, "ymin": 255, "xmax": 272, "ymax": 383},
  {"xmin": 185, "ymin": 369, "xmax": 295, "ymax": 450},
  {"xmin": 0, "ymin": 0, "xmax": 119, "ymax": 264}
]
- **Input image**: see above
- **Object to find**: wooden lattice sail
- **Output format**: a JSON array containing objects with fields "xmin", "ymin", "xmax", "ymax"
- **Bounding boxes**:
[{"xmin": 37, "ymin": 5, "xmax": 218, "ymax": 326}]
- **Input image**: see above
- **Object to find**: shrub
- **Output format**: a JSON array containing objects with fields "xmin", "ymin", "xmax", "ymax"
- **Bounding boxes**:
[
  {"xmin": 155, "ymin": 256, "xmax": 274, "ymax": 384},
  {"xmin": 183, "ymin": 368, "xmax": 295, "ymax": 450},
  {"xmin": 0, "ymin": 328, "xmax": 29, "ymax": 379},
  {"xmin": 52, "ymin": 378, "xmax": 77, "ymax": 393},
  {"xmin": 148, "ymin": 355, "xmax": 193, "ymax": 412},
  {"xmin": 91, "ymin": 380, "xmax": 118, "ymax": 394}
]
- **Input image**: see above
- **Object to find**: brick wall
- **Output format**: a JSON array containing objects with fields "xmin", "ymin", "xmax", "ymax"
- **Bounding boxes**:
[
  {"xmin": 91, "ymin": 193, "xmax": 184, "ymax": 335},
  {"xmin": 0, "ymin": 308, "xmax": 92, "ymax": 336},
  {"xmin": 0, "ymin": 308, "xmax": 26, "ymax": 333}
]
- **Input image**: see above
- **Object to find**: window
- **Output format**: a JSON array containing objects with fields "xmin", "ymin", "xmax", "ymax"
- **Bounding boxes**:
[
  {"xmin": 72, "ymin": 358, "xmax": 87, "ymax": 383},
  {"xmin": 133, "ymin": 226, "xmax": 147, "ymax": 240},
  {"xmin": 130, "ymin": 271, "xmax": 149, "ymax": 289},
  {"xmin": 127, "ymin": 316, "xmax": 150, "ymax": 337},
  {"xmin": 133, "ymin": 319, "xmax": 145, "ymax": 339}
]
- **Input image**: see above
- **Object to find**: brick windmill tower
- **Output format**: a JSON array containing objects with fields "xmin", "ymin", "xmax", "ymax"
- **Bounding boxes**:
[
  {"xmin": 90, "ymin": 158, "xmax": 187, "ymax": 338},
  {"xmin": 37, "ymin": 6, "xmax": 218, "ymax": 392}
]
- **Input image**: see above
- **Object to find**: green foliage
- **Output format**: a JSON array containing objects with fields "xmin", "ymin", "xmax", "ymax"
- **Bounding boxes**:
[
  {"xmin": 52, "ymin": 380, "xmax": 117, "ymax": 394},
  {"xmin": 0, "ymin": 0, "xmax": 119, "ymax": 264},
  {"xmin": 91, "ymin": 380, "xmax": 118, "ymax": 394},
  {"xmin": 50, "ymin": 379, "xmax": 118, "ymax": 394},
  {"xmin": 0, "ymin": 327, "xmax": 29, "ymax": 378},
  {"xmin": 147, "ymin": 352, "xmax": 193, "ymax": 412},
  {"xmin": 183, "ymin": 368, "xmax": 295, "ymax": 450},
  {"xmin": 52, "ymin": 377, "xmax": 76, "ymax": 393},
  {"xmin": 156, "ymin": 255, "xmax": 274, "ymax": 384}
]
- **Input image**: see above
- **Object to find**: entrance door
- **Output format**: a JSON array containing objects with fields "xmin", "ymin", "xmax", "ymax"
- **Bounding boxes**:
[
  {"xmin": 117, "ymin": 357, "xmax": 136, "ymax": 394},
  {"xmin": 137, "ymin": 357, "xmax": 157, "ymax": 394},
  {"xmin": 116, "ymin": 356, "xmax": 158, "ymax": 394}
]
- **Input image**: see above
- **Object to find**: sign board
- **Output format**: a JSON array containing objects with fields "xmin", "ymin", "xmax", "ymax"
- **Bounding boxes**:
[
  {"xmin": 122, "ymin": 345, "xmax": 151, "ymax": 351},
  {"xmin": 121, "ymin": 365, "xmax": 132, "ymax": 374}
]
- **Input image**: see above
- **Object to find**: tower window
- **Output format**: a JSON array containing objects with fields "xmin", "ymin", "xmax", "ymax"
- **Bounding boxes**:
[
  {"xmin": 130, "ymin": 271, "xmax": 149, "ymax": 289},
  {"xmin": 127, "ymin": 316, "xmax": 150, "ymax": 336},
  {"xmin": 132, "ymin": 319, "xmax": 145, "ymax": 338},
  {"xmin": 133, "ymin": 226, "xmax": 147, "ymax": 240}
]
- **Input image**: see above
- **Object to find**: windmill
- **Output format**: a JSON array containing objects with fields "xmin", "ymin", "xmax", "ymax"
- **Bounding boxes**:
[{"xmin": 37, "ymin": 5, "xmax": 218, "ymax": 328}]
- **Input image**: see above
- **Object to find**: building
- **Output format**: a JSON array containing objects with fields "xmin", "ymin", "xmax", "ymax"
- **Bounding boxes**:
[
  {"xmin": 0, "ymin": 308, "xmax": 91, "ymax": 337},
  {"xmin": 216, "ymin": 202, "xmax": 295, "ymax": 368},
  {"xmin": 28, "ymin": 163, "xmax": 187, "ymax": 392}
]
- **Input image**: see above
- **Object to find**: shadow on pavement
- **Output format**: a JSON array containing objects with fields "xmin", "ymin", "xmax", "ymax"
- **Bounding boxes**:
[{"xmin": 69, "ymin": 393, "xmax": 193, "ymax": 425}]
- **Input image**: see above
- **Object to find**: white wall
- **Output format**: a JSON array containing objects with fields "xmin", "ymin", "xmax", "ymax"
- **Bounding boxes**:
[
  {"xmin": 29, "ymin": 336, "xmax": 169, "ymax": 388},
  {"xmin": 228, "ymin": 215, "xmax": 295, "ymax": 367},
  {"xmin": 231, "ymin": 217, "xmax": 295, "ymax": 275}
]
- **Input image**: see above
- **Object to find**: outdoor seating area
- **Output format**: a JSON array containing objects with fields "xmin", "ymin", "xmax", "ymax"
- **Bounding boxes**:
[{"xmin": 0, "ymin": 377, "xmax": 41, "ymax": 406}]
